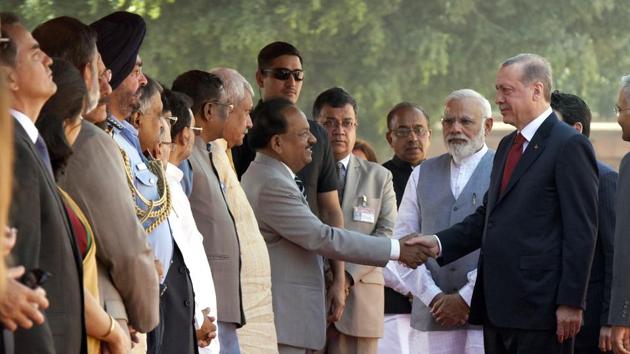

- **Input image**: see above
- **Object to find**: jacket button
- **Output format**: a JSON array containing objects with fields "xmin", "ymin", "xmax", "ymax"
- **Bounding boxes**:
[
  {"xmin": 453, "ymin": 206, "xmax": 459, "ymax": 211},
  {"xmin": 179, "ymin": 266, "xmax": 187, "ymax": 274},
  {"xmin": 184, "ymin": 299, "xmax": 191, "ymax": 307},
  {"xmin": 487, "ymin": 221, "xmax": 494, "ymax": 229},
  {"xmin": 450, "ymin": 268, "xmax": 456, "ymax": 272}
]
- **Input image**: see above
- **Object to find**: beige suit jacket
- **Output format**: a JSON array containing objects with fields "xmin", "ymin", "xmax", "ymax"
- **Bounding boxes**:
[
  {"xmin": 334, "ymin": 155, "xmax": 396, "ymax": 338},
  {"xmin": 57, "ymin": 121, "xmax": 159, "ymax": 332},
  {"xmin": 241, "ymin": 152, "xmax": 392, "ymax": 350},
  {"xmin": 189, "ymin": 136, "xmax": 244, "ymax": 325}
]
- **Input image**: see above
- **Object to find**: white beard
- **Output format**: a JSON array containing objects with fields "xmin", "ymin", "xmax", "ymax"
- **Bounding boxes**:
[{"xmin": 445, "ymin": 124, "xmax": 485, "ymax": 162}]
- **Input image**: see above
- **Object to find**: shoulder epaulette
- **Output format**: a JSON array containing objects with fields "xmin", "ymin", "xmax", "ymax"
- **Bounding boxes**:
[{"xmin": 106, "ymin": 116, "xmax": 125, "ymax": 131}]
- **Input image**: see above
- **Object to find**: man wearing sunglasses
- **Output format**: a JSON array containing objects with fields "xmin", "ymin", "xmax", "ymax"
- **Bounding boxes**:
[{"xmin": 232, "ymin": 43, "xmax": 347, "ymax": 335}]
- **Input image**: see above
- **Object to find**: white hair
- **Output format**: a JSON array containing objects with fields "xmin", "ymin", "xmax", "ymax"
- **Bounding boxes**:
[
  {"xmin": 209, "ymin": 67, "xmax": 254, "ymax": 104},
  {"xmin": 445, "ymin": 89, "xmax": 492, "ymax": 119}
]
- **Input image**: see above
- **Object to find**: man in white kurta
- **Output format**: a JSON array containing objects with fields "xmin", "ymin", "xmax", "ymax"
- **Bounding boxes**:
[{"xmin": 384, "ymin": 89, "xmax": 495, "ymax": 354}]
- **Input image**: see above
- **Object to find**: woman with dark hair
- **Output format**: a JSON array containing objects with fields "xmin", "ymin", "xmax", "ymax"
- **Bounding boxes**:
[
  {"xmin": 353, "ymin": 138, "xmax": 378, "ymax": 163},
  {"xmin": 36, "ymin": 58, "xmax": 130, "ymax": 354}
]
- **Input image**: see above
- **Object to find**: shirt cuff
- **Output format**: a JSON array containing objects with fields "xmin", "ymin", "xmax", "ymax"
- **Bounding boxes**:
[
  {"xmin": 194, "ymin": 309, "xmax": 205, "ymax": 330},
  {"xmin": 458, "ymin": 284, "xmax": 474, "ymax": 306},
  {"xmin": 389, "ymin": 239, "xmax": 400, "ymax": 260},
  {"xmin": 418, "ymin": 284, "xmax": 443, "ymax": 307},
  {"xmin": 433, "ymin": 234, "xmax": 443, "ymax": 257}
]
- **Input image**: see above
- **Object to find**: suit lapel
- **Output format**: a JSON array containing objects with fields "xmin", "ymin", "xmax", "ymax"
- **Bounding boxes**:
[
  {"xmin": 497, "ymin": 113, "xmax": 556, "ymax": 203},
  {"xmin": 341, "ymin": 156, "xmax": 360, "ymax": 210}
]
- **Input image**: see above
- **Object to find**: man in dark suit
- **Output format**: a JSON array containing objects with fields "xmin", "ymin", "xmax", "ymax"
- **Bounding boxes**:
[
  {"xmin": 610, "ymin": 75, "xmax": 630, "ymax": 354},
  {"xmin": 1, "ymin": 12, "xmax": 86, "ymax": 354},
  {"xmin": 380, "ymin": 102, "xmax": 432, "ymax": 353},
  {"xmin": 551, "ymin": 90, "xmax": 617, "ymax": 354},
  {"xmin": 412, "ymin": 53, "xmax": 599, "ymax": 354}
]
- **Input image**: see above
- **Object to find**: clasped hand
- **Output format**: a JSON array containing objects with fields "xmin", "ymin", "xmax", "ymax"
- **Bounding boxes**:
[
  {"xmin": 430, "ymin": 293, "xmax": 469, "ymax": 328},
  {"xmin": 397, "ymin": 234, "xmax": 440, "ymax": 269}
]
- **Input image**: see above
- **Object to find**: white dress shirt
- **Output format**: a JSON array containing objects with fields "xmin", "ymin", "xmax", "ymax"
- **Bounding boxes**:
[
  {"xmin": 11, "ymin": 109, "xmax": 38, "ymax": 143},
  {"xmin": 383, "ymin": 146, "xmax": 489, "ymax": 354},
  {"xmin": 384, "ymin": 145, "xmax": 488, "ymax": 305},
  {"xmin": 520, "ymin": 107, "xmax": 553, "ymax": 152},
  {"xmin": 165, "ymin": 163, "xmax": 220, "ymax": 354}
]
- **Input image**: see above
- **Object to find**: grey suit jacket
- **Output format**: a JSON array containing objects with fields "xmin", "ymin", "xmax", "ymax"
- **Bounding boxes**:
[
  {"xmin": 57, "ymin": 121, "xmax": 159, "ymax": 332},
  {"xmin": 189, "ymin": 136, "xmax": 244, "ymax": 325},
  {"xmin": 610, "ymin": 153, "xmax": 630, "ymax": 325},
  {"xmin": 334, "ymin": 155, "xmax": 397, "ymax": 338},
  {"xmin": 241, "ymin": 152, "xmax": 392, "ymax": 350}
]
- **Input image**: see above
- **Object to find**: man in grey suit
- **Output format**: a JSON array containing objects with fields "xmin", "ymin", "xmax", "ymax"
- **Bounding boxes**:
[
  {"xmin": 172, "ymin": 70, "xmax": 245, "ymax": 353},
  {"xmin": 610, "ymin": 75, "xmax": 630, "ymax": 354},
  {"xmin": 313, "ymin": 87, "xmax": 397, "ymax": 354},
  {"xmin": 385, "ymin": 89, "xmax": 494, "ymax": 354},
  {"xmin": 32, "ymin": 15, "xmax": 160, "ymax": 337},
  {"xmin": 241, "ymin": 98, "xmax": 434, "ymax": 354}
]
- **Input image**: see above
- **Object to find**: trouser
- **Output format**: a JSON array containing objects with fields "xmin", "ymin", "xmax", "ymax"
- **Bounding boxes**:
[
  {"xmin": 278, "ymin": 343, "xmax": 316, "ymax": 354},
  {"xmin": 148, "ymin": 244, "xmax": 197, "ymax": 354},
  {"xmin": 483, "ymin": 323, "xmax": 574, "ymax": 354},
  {"xmin": 377, "ymin": 314, "xmax": 412, "ymax": 354},
  {"xmin": 327, "ymin": 326, "xmax": 378, "ymax": 354},
  {"xmin": 574, "ymin": 326, "xmax": 611, "ymax": 354},
  {"xmin": 218, "ymin": 321, "xmax": 241, "ymax": 354}
]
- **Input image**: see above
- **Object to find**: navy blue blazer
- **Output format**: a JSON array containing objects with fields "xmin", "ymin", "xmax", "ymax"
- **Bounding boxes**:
[{"xmin": 437, "ymin": 112, "xmax": 599, "ymax": 330}]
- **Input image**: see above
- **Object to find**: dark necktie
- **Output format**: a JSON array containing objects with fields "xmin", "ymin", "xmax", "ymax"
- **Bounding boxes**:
[
  {"xmin": 35, "ymin": 135, "xmax": 54, "ymax": 177},
  {"xmin": 337, "ymin": 161, "xmax": 346, "ymax": 203},
  {"xmin": 294, "ymin": 176, "xmax": 307, "ymax": 199},
  {"xmin": 500, "ymin": 133, "xmax": 526, "ymax": 193}
]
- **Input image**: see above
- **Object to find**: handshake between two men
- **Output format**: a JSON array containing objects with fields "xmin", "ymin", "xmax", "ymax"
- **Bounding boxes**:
[{"xmin": 396, "ymin": 234, "xmax": 441, "ymax": 269}]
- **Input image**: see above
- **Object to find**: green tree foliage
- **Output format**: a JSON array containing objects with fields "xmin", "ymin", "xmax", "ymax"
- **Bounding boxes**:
[{"xmin": 6, "ymin": 0, "xmax": 630, "ymax": 155}]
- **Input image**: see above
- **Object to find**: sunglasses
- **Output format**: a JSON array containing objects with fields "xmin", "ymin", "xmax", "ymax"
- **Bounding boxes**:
[{"xmin": 262, "ymin": 68, "xmax": 304, "ymax": 81}]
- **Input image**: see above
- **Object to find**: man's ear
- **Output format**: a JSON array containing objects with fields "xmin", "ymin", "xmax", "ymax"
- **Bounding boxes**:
[
  {"xmin": 255, "ymin": 70, "xmax": 264, "ymax": 89},
  {"xmin": 484, "ymin": 117, "xmax": 494, "ymax": 136},
  {"xmin": 270, "ymin": 134, "xmax": 282, "ymax": 154},
  {"xmin": 82, "ymin": 63, "xmax": 93, "ymax": 90},
  {"xmin": 130, "ymin": 111, "xmax": 141, "ymax": 129},
  {"xmin": 385, "ymin": 130, "xmax": 393, "ymax": 147},
  {"xmin": 176, "ymin": 129, "xmax": 188, "ymax": 147},
  {"xmin": 2, "ymin": 66, "xmax": 18, "ymax": 92}
]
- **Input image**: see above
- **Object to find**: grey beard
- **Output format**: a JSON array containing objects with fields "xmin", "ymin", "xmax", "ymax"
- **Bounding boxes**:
[{"xmin": 445, "ymin": 126, "xmax": 485, "ymax": 162}]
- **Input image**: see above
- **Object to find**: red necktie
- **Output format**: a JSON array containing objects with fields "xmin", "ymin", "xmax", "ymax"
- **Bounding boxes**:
[{"xmin": 500, "ymin": 133, "xmax": 526, "ymax": 193}]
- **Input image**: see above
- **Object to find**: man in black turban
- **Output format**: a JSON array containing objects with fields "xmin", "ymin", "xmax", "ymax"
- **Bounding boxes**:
[
  {"xmin": 91, "ymin": 11, "xmax": 198, "ymax": 354},
  {"xmin": 91, "ymin": 11, "xmax": 147, "ymax": 121}
]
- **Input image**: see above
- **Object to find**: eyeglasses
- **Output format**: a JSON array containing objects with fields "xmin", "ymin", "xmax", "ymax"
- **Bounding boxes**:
[
  {"xmin": 614, "ymin": 105, "xmax": 630, "ymax": 116},
  {"xmin": 207, "ymin": 100, "xmax": 234, "ymax": 113},
  {"xmin": 99, "ymin": 68, "xmax": 112, "ymax": 83},
  {"xmin": 441, "ymin": 116, "xmax": 476, "ymax": 128},
  {"xmin": 160, "ymin": 141, "xmax": 176, "ymax": 146},
  {"xmin": 262, "ymin": 68, "xmax": 304, "ymax": 81},
  {"xmin": 164, "ymin": 116, "xmax": 178, "ymax": 124},
  {"xmin": 321, "ymin": 119, "xmax": 357, "ymax": 130},
  {"xmin": 191, "ymin": 126, "xmax": 203, "ymax": 132},
  {"xmin": 392, "ymin": 126, "xmax": 428, "ymax": 138}
]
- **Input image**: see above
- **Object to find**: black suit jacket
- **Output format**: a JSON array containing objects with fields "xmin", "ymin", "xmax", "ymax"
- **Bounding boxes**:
[
  {"xmin": 581, "ymin": 162, "xmax": 617, "ymax": 328},
  {"xmin": 8, "ymin": 122, "xmax": 86, "ymax": 354},
  {"xmin": 437, "ymin": 113, "xmax": 598, "ymax": 330}
]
